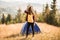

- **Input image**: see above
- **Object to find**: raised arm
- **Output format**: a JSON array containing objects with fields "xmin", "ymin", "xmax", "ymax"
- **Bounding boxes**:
[{"xmin": 25, "ymin": 10, "xmax": 28, "ymax": 14}]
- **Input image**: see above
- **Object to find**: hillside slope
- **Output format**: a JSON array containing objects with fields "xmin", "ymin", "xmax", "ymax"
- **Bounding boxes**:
[{"xmin": 0, "ymin": 23, "xmax": 60, "ymax": 40}]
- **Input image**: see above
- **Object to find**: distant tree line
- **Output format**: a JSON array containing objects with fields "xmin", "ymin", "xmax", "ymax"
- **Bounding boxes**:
[
  {"xmin": 42, "ymin": 0, "xmax": 60, "ymax": 26},
  {"xmin": 0, "ymin": 0, "xmax": 60, "ymax": 27}
]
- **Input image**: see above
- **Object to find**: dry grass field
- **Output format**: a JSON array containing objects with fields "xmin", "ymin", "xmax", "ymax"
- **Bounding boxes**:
[{"xmin": 0, "ymin": 23, "xmax": 60, "ymax": 40}]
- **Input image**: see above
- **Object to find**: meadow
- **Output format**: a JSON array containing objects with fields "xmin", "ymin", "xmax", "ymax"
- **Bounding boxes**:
[{"xmin": 0, "ymin": 23, "xmax": 60, "ymax": 40}]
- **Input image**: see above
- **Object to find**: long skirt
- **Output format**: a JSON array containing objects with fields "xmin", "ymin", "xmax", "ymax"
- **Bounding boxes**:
[{"xmin": 21, "ymin": 22, "xmax": 41, "ymax": 35}]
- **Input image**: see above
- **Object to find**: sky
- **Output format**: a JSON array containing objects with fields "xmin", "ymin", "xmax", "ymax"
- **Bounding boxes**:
[
  {"xmin": 0, "ymin": 0, "xmax": 60, "ymax": 5},
  {"xmin": 0, "ymin": 0, "xmax": 60, "ymax": 12},
  {"xmin": 0, "ymin": 0, "xmax": 60, "ymax": 8}
]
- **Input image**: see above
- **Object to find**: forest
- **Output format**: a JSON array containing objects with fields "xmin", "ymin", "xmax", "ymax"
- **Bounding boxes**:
[{"xmin": 0, "ymin": 0, "xmax": 60, "ymax": 27}]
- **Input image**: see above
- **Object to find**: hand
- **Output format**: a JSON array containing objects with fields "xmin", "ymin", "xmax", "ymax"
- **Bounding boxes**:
[{"xmin": 25, "ymin": 10, "xmax": 28, "ymax": 13}]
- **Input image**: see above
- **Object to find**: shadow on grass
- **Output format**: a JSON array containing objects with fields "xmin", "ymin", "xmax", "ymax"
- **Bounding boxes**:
[
  {"xmin": 20, "ymin": 37, "xmax": 31, "ymax": 40},
  {"xmin": 4, "ymin": 34, "xmax": 20, "ymax": 38}
]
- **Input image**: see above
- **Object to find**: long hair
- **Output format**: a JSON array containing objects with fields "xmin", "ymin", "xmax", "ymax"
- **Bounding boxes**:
[
  {"xmin": 25, "ymin": 5, "xmax": 34, "ymax": 15},
  {"xmin": 28, "ymin": 6, "xmax": 34, "ymax": 14}
]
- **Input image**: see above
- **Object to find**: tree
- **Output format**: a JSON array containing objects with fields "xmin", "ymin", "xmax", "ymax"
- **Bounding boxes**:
[
  {"xmin": 15, "ymin": 8, "xmax": 22, "ymax": 23},
  {"xmin": 1, "ymin": 14, "xmax": 5, "ymax": 24},
  {"xmin": 43, "ymin": 4, "xmax": 50, "ymax": 22},
  {"xmin": 48, "ymin": 0, "xmax": 57, "ymax": 25},
  {"xmin": 6, "ymin": 14, "xmax": 11, "ymax": 24}
]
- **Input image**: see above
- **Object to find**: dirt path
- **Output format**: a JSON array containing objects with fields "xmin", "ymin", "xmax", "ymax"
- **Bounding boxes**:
[{"xmin": 0, "ymin": 23, "xmax": 60, "ymax": 40}]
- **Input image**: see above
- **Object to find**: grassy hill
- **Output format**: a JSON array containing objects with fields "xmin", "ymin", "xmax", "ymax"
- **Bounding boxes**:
[{"xmin": 0, "ymin": 23, "xmax": 60, "ymax": 40}]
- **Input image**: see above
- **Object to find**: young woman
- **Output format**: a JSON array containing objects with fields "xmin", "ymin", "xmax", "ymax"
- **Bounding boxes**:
[{"xmin": 25, "ymin": 6, "xmax": 35, "ymax": 38}]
